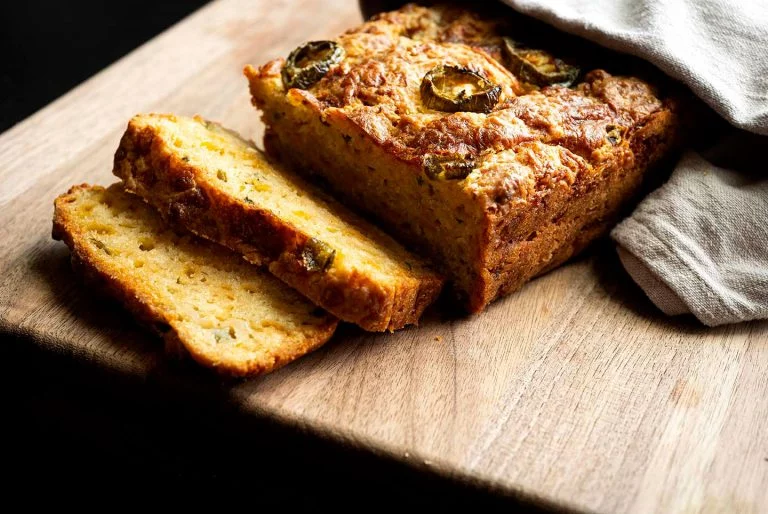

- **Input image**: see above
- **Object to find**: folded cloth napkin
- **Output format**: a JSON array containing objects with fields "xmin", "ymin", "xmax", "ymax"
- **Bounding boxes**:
[{"xmin": 501, "ymin": 0, "xmax": 768, "ymax": 325}]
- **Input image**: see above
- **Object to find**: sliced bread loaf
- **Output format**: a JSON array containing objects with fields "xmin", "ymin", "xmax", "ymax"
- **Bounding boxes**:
[
  {"xmin": 52, "ymin": 184, "xmax": 337, "ymax": 376},
  {"xmin": 113, "ymin": 114, "xmax": 443, "ymax": 331},
  {"xmin": 245, "ymin": 5, "xmax": 678, "ymax": 312}
]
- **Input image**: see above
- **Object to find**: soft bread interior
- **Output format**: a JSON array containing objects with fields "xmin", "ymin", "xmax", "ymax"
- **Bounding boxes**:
[
  {"xmin": 137, "ymin": 114, "xmax": 436, "ymax": 285},
  {"xmin": 54, "ymin": 184, "xmax": 337, "ymax": 376}
]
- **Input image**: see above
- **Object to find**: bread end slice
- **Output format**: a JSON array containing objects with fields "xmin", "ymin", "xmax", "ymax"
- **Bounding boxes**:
[
  {"xmin": 53, "ymin": 184, "xmax": 337, "ymax": 376},
  {"xmin": 113, "ymin": 113, "xmax": 443, "ymax": 331}
]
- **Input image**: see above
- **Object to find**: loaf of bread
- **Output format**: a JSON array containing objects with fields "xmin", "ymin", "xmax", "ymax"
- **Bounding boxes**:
[
  {"xmin": 52, "ymin": 184, "xmax": 337, "ymax": 376},
  {"xmin": 245, "ymin": 4, "xmax": 679, "ymax": 311},
  {"xmin": 113, "ymin": 114, "xmax": 443, "ymax": 331}
]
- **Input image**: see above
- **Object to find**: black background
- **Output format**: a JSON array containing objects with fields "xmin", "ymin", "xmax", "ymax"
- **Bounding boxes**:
[
  {"xmin": 1, "ymin": 1, "xmax": 209, "ymax": 132},
  {"xmin": 1, "ymin": 0, "xmax": 549, "ymax": 508}
]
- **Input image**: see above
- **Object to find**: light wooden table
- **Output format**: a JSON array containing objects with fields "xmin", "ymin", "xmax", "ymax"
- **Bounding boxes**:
[{"xmin": 1, "ymin": 0, "xmax": 766, "ymax": 511}]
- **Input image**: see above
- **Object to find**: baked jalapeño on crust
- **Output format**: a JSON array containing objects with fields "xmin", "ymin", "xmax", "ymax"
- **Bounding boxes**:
[
  {"xmin": 423, "ymin": 154, "xmax": 476, "ymax": 181},
  {"xmin": 282, "ymin": 40, "xmax": 345, "ymax": 90},
  {"xmin": 502, "ymin": 37, "xmax": 579, "ymax": 87},
  {"xmin": 420, "ymin": 65, "xmax": 502, "ymax": 113}
]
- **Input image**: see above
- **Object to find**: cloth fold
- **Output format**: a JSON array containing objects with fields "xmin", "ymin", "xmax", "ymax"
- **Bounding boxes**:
[
  {"xmin": 501, "ymin": 0, "xmax": 768, "ymax": 325},
  {"xmin": 613, "ymin": 152, "xmax": 768, "ymax": 326}
]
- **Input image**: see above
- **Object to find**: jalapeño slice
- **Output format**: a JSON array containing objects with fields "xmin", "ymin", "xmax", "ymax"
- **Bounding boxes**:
[
  {"xmin": 282, "ymin": 40, "xmax": 345, "ymax": 90},
  {"xmin": 420, "ymin": 65, "xmax": 501, "ymax": 113},
  {"xmin": 424, "ymin": 154, "xmax": 476, "ymax": 181},
  {"xmin": 300, "ymin": 238, "xmax": 336, "ymax": 273},
  {"xmin": 502, "ymin": 37, "xmax": 579, "ymax": 87}
]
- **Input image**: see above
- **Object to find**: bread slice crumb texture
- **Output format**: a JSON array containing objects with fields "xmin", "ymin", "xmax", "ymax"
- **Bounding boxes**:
[
  {"xmin": 114, "ymin": 114, "xmax": 443, "ymax": 331},
  {"xmin": 52, "ymin": 184, "xmax": 337, "ymax": 376},
  {"xmin": 148, "ymin": 115, "xmax": 421, "ymax": 279}
]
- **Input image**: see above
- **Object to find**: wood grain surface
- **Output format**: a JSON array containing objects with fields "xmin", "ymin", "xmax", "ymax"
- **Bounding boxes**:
[{"xmin": 1, "ymin": 0, "xmax": 766, "ymax": 511}]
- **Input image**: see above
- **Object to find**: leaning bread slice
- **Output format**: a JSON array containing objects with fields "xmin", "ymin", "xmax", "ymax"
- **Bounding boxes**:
[
  {"xmin": 52, "ymin": 184, "xmax": 337, "ymax": 376},
  {"xmin": 113, "ymin": 114, "xmax": 443, "ymax": 332}
]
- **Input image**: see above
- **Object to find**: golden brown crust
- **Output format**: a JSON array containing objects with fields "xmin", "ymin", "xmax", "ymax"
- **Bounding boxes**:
[
  {"xmin": 52, "ymin": 184, "xmax": 338, "ymax": 377},
  {"xmin": 256, "ymin": 5, "xmax": 667, "ymax": 167},
  {"xmin": 246, "ymin": 4, "xmax": 679, "ymax": 311},
  {"xmin": 113, "ymin": 114, "xmax": 443, "ymax": 331}
]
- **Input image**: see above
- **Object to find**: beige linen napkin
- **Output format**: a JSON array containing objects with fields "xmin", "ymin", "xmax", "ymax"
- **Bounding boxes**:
[
  {"xmin": 501, "ymin": 0, "xmax": 768, "ymax": 325},
  {"xmin": 613, "ymin": 151, "xmax": 768, "ymax": 326}
]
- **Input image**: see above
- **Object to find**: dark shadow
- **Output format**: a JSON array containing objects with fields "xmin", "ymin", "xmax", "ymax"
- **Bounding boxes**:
[
  {"xmin": 3, "ymin": 336, "xmax": 565, "ymax": 511},
  {"xmin": 1, "ymin": 0, "xmax": 210, "ymax": 132}
]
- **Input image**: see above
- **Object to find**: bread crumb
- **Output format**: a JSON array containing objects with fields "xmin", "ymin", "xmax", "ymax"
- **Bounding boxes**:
[
  {"xmin": 53, "ymin": 184, "xmax": 337, "ymax": 376},
  {"xmin": 434, "ymin": 335, "xmax": 443, "ymax": 342}
]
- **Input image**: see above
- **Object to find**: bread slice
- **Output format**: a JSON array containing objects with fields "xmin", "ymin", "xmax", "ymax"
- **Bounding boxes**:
[
  {"xmin": 113, "ymin": 114, "xmax": 443, "ymax": 332},
  {"xmin": 52, "ymin": 184, "xmax": 337, "ymax": 376}
]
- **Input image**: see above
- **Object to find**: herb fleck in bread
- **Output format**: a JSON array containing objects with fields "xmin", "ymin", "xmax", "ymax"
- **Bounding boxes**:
[
  {"xmin": 52, "ymin": 184, "xmax": 337, "ymax": 376},
  {"xmin": 113, "ymin": 114, "xmax": 443, "ymax": 332},
  {"xmin": 245, "ymin": 4, "xmax": 679, "ymax": 311}
]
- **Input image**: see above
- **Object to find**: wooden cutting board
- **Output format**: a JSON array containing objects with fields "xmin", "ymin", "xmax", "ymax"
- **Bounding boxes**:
[{"xmin": 1, "ymin": 0, "xmax": 766, "ymax": 511}]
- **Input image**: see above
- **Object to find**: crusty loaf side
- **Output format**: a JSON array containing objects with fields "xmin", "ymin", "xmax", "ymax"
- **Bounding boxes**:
[
  {"xmin": 246, "ymin": 4, "xmax": 679, "ymax": 311},
  {"xmin": 52, "ymin": 184, "xmax": 337, "ymax": 376},
  {"xmin": 113, "ymin": 114, "xmax": 443, "ymax": 331}
]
